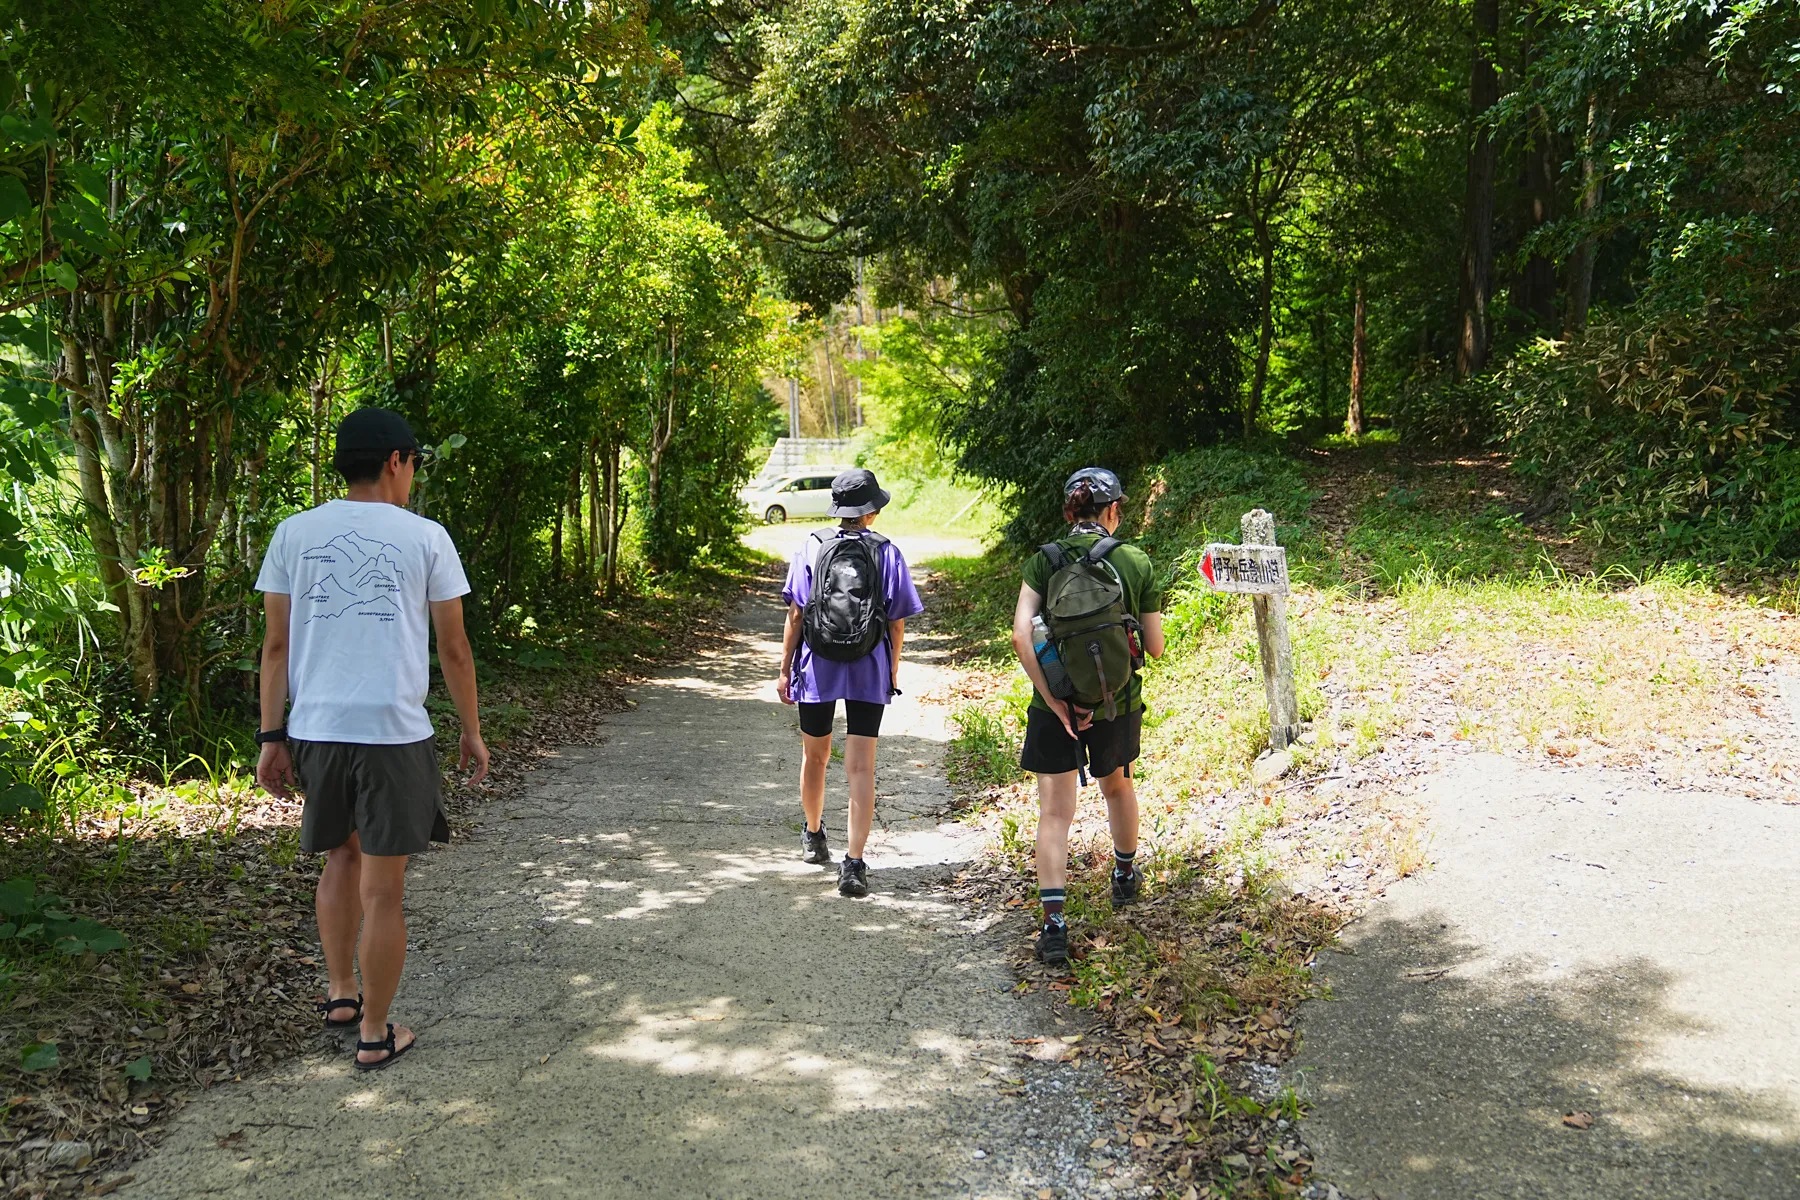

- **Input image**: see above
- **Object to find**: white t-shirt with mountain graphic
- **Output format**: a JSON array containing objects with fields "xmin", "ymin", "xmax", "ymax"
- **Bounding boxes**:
[{"xmin": 256, "ymin": 499, "xmax": 471, "ymax": 743}]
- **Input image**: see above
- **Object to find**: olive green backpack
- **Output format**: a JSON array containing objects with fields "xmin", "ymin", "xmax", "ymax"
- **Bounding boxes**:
[{"xmin": 1039, "ymin": 537, "xmax": 1145, "ymax": 721}]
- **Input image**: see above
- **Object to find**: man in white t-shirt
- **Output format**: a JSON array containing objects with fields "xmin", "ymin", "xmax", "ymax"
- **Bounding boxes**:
[{"xmin": 254, "ymin": 407, "xmax": 489, "ymax": 1071}]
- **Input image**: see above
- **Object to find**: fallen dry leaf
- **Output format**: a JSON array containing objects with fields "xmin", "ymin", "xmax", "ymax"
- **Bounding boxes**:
[{"xmin": 1562, "ymin": 1111, "xmax": 1594, "ymax": 1129}]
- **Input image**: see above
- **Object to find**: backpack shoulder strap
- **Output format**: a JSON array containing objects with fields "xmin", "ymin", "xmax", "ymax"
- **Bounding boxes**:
[
  {"xmin": 1084, "ymin": 536, "xmax": 1123, "ymax": 564},
  {"xmin": 1039, "ymin": 542, "xmax": 1070, "ymax": 571},
  {"xmin": 861, "ymin": 531, "xmax": 889, "ymax": 548},
  {"xmin": 807, "ymin": 528, "xmax": 838, "ymax": 579}
]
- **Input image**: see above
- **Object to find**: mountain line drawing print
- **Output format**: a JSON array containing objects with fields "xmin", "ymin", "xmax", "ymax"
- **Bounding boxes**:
[{"xmin": 297, "ymin": 532, "xmax": 408, "ymax": 623}]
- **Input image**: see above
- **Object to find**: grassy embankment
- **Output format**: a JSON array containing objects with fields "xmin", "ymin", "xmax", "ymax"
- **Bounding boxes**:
[
  {"xmin": 0, "ymin": 553, "xmax": 767, "ymax": 1192},
  {"xmin": 743, "ymin": 471, "xmax": 1002, "ymax": 555},
  {"xmin": 919, "ymin": 441, "xmax": 1799, "ymax": 1198}
]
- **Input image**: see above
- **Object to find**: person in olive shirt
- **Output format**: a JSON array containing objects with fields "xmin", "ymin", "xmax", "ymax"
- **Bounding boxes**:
[{"xmin": 1010, "ymin": 468, "xmax": 1166, "ymax": 967}]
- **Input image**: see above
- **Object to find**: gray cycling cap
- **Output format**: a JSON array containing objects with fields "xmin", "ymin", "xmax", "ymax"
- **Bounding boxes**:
[{"xmin": 1063, "ymin": 467, "xmax": 1125, "ymax": 504}]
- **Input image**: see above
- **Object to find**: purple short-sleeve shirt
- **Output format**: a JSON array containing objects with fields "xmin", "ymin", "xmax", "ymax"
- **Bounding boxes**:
[{"xmin": 782, "ymin": 531, "xmax": 924, "ymax": 705}]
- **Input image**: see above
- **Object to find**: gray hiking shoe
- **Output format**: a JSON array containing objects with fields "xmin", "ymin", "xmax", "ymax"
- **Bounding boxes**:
[
  {"xmin": 837, "ymin": 857, "xmax": 869, "ymax": 898},
  {"xmin": 1035, "ymin": 917, "xmax": 1070, "ymax": 968},
  {"xmin": 1111, "ymin": 864, "xmax": 1144, "ymax": 908},
  {"xmin": 803, "ymin": 825, "xmax": 831, "ymax": 866}
]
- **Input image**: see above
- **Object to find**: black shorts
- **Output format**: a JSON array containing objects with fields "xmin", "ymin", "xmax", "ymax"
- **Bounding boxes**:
[
  {"xmin": 1018, "ymin": 704, "xmax": 1141, "ymax": 780},
  {"xmin": 798, "ymin": 699, "xmax": 885, "ymax": 738},
  {"xmin": 291, "ymin": 738, "xmax": 449, "ymax": 857}
]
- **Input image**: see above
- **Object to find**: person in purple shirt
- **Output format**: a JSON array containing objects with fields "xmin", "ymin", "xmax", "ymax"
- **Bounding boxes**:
[{"xmin": 777, "ymin": 468, "xmax": 924, "ymax": 897}]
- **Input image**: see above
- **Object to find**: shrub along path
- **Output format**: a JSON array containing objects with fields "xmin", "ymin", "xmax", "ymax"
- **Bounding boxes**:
[{"xmin": 115, "ymin": 577, "xmax": 1140, "ymax": 1200}]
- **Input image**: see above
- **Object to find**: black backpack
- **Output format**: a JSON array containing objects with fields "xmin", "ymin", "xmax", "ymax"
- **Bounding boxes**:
[{"xmin": 802, "ymin": 529, "xmax": 890, "ymax": 663}]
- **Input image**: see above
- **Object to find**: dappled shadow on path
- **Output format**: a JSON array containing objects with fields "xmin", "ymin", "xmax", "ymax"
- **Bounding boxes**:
[
  {"xmin": 117, "ymin": 814, "xmax": 1094, "ymax": 1199},
  {"xmin": 116, "ymin": 586, "xmax": 1118, "ymax": 1200},
  {"xmin": 1293, "ymin": 913, "xmax": 1800, "ymax": 1200}
]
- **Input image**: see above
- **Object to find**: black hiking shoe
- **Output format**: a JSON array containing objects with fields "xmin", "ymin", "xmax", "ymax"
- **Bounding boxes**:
[
  {"xmin": 1111, "ymin": 864, "xmax": 1143, "ymax": 908},
  {"xmin": 837, "ymin": 857, "xmax": 870, "ymax": 898},
  {"xmin": 803, "ymin": 825, "xmax": 831, "ymax": 866},
  {"xmin": 1035, "ymin": 918, "xmax": 1070, "ymax": 969}
]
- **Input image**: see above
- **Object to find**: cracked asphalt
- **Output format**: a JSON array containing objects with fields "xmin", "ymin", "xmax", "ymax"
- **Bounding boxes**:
[{"xmin": 122, "ymin": 576, "xmax": 1129, "ymax": 1199}]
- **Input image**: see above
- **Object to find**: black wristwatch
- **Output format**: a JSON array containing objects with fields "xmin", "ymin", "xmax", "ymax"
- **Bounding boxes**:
[{"xmin": 256, "ymin": 728, "xmax": 288, "ymax": 745}]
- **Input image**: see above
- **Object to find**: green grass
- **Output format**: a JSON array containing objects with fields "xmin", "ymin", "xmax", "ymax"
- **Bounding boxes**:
[
  {"xmin": 1343, "ymin": 493, "xmax": 1549, "ymax": 587},
  {"xmin": 915, "ymin": 549, "xmax": 1022, "ymax": 666},
  {"xmin": 1311, "ymin": 428, "xmax": 1401, "ymax": 451},
  {"xmin": 945, "ymin": 676, "xmax": 1032, "ymax": 793},
  {"xmin": 876, "ymin": 472, "xmax": 1001, "ymax": 537},
  {"xmin": 943, "ymin": 441, "xmax": 1797, "ymax": 803}
]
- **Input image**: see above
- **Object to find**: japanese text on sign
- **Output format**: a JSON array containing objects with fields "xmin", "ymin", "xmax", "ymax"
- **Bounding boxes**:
[{"xmin": 1199, "ymin": 543, "xmax": 1290, "ymax": 596}]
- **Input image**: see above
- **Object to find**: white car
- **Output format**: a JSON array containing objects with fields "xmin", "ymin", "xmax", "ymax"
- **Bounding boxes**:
[{"xmin": 741, "ymin": 470, "xmax": 850, "ymax": 524}]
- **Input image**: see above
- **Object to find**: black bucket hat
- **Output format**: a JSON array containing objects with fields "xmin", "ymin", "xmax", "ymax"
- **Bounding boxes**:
[{"xmin": 828, "ymin": 468, "xmax": 891, "ymax": 517}]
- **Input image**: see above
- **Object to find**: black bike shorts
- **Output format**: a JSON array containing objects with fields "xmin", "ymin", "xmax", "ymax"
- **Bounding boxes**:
[
  {"xmin": 798, "ymin": 699, "xmax": 885, "ymax": 738},
  {"xmin": 1018, "ymin": 704, "xmax": 1141, "ymax": 780}
]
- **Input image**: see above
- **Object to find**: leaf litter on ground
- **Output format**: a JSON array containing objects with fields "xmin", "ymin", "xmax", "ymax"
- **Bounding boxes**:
[{"xmin": 0, "ymin": 559, "xmax": 769, "ymax": 1196}]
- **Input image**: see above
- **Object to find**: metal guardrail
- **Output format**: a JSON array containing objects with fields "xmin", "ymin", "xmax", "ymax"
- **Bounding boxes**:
[{"xmin": 758, "ymin": 438, "xmax": 856, "ymax": 476}]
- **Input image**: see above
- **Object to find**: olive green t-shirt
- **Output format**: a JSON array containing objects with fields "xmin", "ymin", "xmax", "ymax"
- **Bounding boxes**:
[{"xmin": 1021, "ymin": 534, "xmax": 1163, "ymax": 715}]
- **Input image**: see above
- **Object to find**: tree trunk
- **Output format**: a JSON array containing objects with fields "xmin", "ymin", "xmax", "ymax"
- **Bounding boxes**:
[
  {"xmin": 1456, "ymin": 0, "xmax": 1501, "ymax": 379},
  {"xmin": 61, "ymin": 342, "xmax": 130, "ymax": 619},
  {"xmin": 1246, "ymin": 218, "xmax": 1276, "ymax": 438},
  {"xmin": 1516, "ymin": 6, "xmax": 1559, "ymax": 331},
  {"xmin": 1519, "ymin": 108, "xmax": 1560, "ymax": 330},
  {"xmin": 551, "ymin": 475, "xmax": 565, "ymax": 583},
  {"xmin": 587, "ymin": 440, "xmax": 604, "ymax": 592},
  {"xmin": 238, "ymin": 443, "xmax": 265, "ymax": 571},
  {"xmin": 1346, "ymin": 281, "xmax": 1367, "ymax": 436},
  {"xmin": 310, "ymin": 371, "xmax": 329, "ymax": 506},
  {"xmin": 645, "ymin": 324, "xmax": 679, "ymax": 564},
  {"xmin": 604, "ymin": 442, "xmax": 624, "ymax": 595},
  {"xmin": 570, "ymin": 459, "xmax": 588, "ymax": 580},
  {"xmin": 1565, "ymin": 95, "xmax": 1609, "ymax": 335},
  {"xmin": 594, "ymin": 445, "xmax": 607, "ymax": 591}
]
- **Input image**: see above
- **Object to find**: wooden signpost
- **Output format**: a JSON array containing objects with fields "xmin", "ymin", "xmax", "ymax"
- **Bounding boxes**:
[{"xmin": 1199, "ymin": 509, "xmax": 1300, "ymax": 752}]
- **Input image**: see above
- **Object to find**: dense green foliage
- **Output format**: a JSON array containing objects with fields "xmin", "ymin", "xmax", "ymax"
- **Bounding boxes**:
[
  {"xmin": 662, "ymin": 0, "xmax": 1799, "ymax": 563},
  {"xmin": 0, "ymin": 1, "xmax": 783, "ymax": 782}
]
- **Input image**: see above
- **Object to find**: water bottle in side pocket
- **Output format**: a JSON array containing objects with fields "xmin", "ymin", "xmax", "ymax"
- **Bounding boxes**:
[{"xmin": 1030, "ymin": 614, "xmax": 1075, "ymax": 699}]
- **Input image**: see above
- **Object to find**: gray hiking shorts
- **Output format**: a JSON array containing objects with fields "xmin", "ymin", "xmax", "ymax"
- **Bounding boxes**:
[{"xmin": 291, "ymin": 738, "xmax": 449, "ymax": 857}]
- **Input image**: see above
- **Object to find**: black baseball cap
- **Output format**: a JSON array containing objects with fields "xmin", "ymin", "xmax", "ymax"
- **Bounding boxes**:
[
  {"xmin": 335, "ymin": 407, "xmax": 422, "ymax": 458},
  {"xmin": 1064, "ymin": 466, "xmax": 1125, "ymax": 504},
  {"xmin": 828, "ymin": 468, "xmax": 891, "ymax": 517}
]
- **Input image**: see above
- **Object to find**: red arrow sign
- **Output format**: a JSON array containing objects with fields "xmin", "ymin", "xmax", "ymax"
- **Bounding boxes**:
[{"xmin": 1200, "ymin": 547, "xmax": 1216, "ymax": 586}]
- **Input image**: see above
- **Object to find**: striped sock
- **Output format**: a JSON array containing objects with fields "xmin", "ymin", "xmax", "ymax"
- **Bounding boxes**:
[
  {"xmin": 1114, "ymin": 848, "xmax": 1137, "ymax": 876},
  {"xmin": 1039, "ymin": 886, "xmax": 1066, "ymax": 921}
]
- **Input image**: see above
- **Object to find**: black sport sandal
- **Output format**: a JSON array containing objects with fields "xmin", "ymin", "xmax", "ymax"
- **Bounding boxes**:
[
  {"xmin": 354, "ymin": 1024, "xmax": 415, "ymax": 1072},
  {"xmin": 319, "ymin": 993, "xmax": 362, "ymax": 1029}
]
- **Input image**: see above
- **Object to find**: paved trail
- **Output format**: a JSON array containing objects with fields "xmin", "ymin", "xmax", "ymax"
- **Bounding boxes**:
[
  {"xmin": 125, "ymin": 581, "xmax": 1122, "ymax": 1199},
  {"xmin": 1290, "ymin": 753, "xmax": 1800, "ymax": 1200}
]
